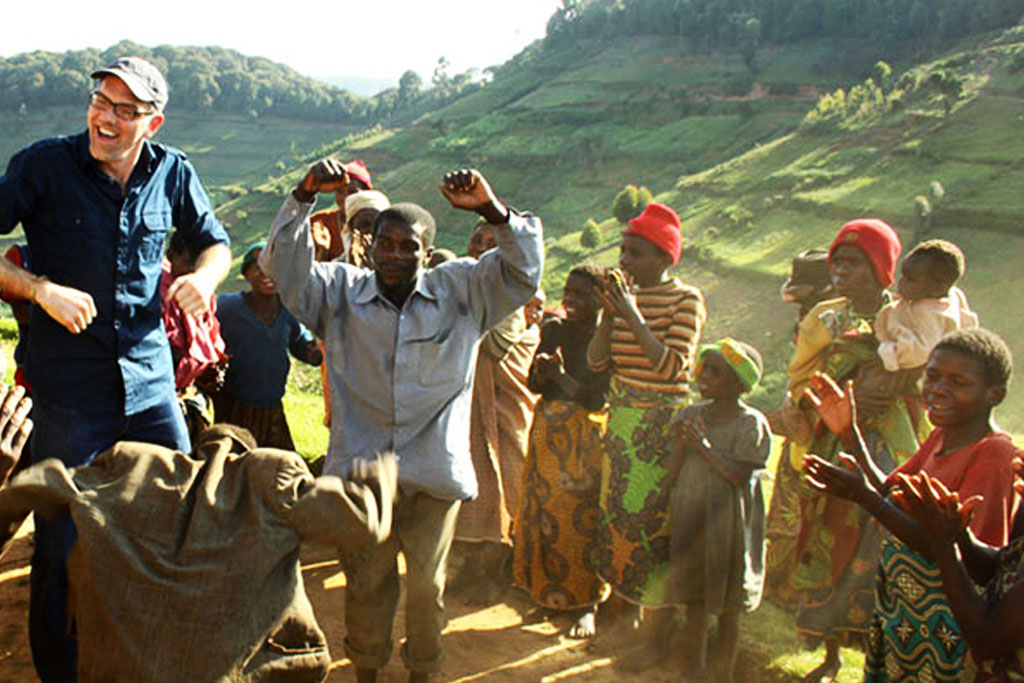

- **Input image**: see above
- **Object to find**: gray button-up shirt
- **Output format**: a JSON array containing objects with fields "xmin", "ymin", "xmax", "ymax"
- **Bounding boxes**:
[{"xmin": 261, "ymin": 194, "xmax": 543, "ymax": 500}]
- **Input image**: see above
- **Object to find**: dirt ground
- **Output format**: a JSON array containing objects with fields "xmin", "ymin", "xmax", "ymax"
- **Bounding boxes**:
[{"xmin": 0, "ymin": 517, "xmax": 771, "ymax": 682}]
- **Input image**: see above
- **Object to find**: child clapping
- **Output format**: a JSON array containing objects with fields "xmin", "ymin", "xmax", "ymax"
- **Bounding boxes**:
[{"xmin": 668, "ymin": 338, "xmax": 772, "ymax": 682}]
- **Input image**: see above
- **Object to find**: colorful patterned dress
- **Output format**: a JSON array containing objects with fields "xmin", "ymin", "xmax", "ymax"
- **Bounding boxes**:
[
  {"xmin": 864, "ymin": 430, "xmax": 1019, "ymax": 682},
  {"xmin": 965, "ymin": 532, "xmax": 1024, "ymax": 682},
  {"xmin": 789, "ymin": 296, "xmax": 928, "ymax": 648},
  {"xmin": 513, "ymin": 318, "xmax": 612, "ymax": 609},
  {"xmin": 589, "ymin": 278, "xmax": 706, "ymax": 605}
]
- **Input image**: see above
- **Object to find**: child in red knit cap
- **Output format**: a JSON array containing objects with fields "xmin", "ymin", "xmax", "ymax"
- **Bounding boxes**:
[{"xmin": 587, "ymin": 202, "xmax": 707, "ymax": 670}]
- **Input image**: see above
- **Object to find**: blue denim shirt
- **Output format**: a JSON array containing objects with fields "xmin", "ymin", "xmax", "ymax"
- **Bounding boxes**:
[
  {"xmin": 261, "ymin": 194, "xmax": 543, "ymax": 500},
  {"xmin": 0, "ymin": 132, "xmax": 230, "ymax": 414}
]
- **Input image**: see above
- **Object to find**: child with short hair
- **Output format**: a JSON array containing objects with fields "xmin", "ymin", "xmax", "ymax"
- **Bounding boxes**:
[
  {"xmin": 214, "ymin": 242, "xmax": 322, "ymax": 449},
  {"xmin": 668, "ymin": 338, "xmax": 772, "ymax": 682},
  {"xmin": 803, "ymin": 327, "xmax": 1018, "ymax": 682},
  {"xmin": 513, "ymin": 264, "xmax": 612, "ymax": 639},
  {"xmin": 876, "ymin": 238, "xmax": 978, "ymax": 372}
]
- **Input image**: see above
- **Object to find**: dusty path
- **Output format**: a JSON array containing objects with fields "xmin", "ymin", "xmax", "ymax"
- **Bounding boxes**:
[{"xmin": 0, "ymin": 518, "xmax": 720, "ymax": 682}]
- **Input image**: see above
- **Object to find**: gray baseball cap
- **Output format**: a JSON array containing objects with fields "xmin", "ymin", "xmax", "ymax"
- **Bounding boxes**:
[{"xmin": 91, "ymin": 56, "xmax": 168, "ymax": 112}]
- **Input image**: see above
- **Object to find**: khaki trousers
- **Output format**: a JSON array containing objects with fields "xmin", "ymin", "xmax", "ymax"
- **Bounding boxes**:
[{"xmin": 340, "ymin": 491, "xmax": 461, "ymax": 673}]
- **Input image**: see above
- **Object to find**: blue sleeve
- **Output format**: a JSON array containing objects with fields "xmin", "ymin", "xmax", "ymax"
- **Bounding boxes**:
[
  {"xmin": 171, "ymin": 155, "xmax": 230, "ymax": 255},
  {"xmin": 0, "ymin": 148, "xmax": 39, "ymax": 235},
  {"xmin": 287, "ymin": 312, "xmax": 315, "ymax": 358}
]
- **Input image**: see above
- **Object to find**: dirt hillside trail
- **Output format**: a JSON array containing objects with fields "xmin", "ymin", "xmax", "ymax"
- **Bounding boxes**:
[{"xmin": 0, "ymin": 522, "xmax": 768, "ymax": 681}]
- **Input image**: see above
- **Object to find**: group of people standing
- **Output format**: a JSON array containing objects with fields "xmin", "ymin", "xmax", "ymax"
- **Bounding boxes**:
[{"xmin": 0, "ymin": 54, "xmax": 1023, "ymax": 683}]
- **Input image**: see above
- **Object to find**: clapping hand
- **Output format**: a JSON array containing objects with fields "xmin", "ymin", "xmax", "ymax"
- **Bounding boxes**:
[
  {"xmin": 802, "ymin": 451, "xmax": 868, "ymax": 502},
  {"xmin": 594, "ymin": 268, "xmax": 639, "ymax": 320},
  {"xmin": 890, "ymin": 472, "xmax": 981, "ymax": 542},
  {"xmin": 802, "ymin": 372, "xmax": 855, "ymax": 439},
  {"xmin": 533, "ymin": 350, "xmax": 564, "ymax": 385}
]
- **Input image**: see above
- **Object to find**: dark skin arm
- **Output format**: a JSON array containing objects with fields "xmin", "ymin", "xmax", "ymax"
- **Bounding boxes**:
[
  {"xmin": 530, "ymin": 350, "xmax": 582, "ymax": 398},
  {"xmin": 438, "ymin": 168, "xmax": 509, "ymax": 224},
  {"xmin": 803, "ymin": 372, "xmax": 888, "ymax": 492},
  {"xmin": 678, "ymin": 415, "xmax": 752, "ymax": 490},
  {"xmin": 802, "ymin": 451, "xmax": 932, "ymax": 554},
  {"xmin": 893, "ymin": 471, "xmax": 998, "ymax": 584},
  {"xmin": 893, "ymin": 471, "xmax": 1023, "ymax": 661},
  {"xmin": 592, "ymin": 269, "xmax": 669, "ymax": 371}
]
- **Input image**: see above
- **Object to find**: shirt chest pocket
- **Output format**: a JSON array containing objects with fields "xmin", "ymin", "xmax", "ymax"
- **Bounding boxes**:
[
  {"xmin": 406, "ymin": 315, "xmax": 470, "ymax": 388},
  {"xmin": 138, "ymin": 210, "xmax": 172, "ymax": 263}
]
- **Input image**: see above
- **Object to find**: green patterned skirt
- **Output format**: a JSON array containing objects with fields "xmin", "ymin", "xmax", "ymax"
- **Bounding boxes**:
[
  {"xmin": 597, "ymin": 380, "xmax": 686, "ymax": 606},
  {"xmin": 864, "ymin": 537, "xmax": 965, "ymax": 682}
]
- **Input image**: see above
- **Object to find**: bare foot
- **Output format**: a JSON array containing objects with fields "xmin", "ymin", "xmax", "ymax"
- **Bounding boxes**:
[
  {"xmin": 567, "ymin": 608, "xmax": 596, "ymax": 639},
  {"xmin": 800, "ymin": 651, "xmax": 841, "ymax": 683}
]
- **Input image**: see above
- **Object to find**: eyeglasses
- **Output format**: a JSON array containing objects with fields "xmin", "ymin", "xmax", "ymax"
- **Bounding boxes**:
[{"xmin": 88, "ymin": 91, "xmax": 156, "ymax": 121}]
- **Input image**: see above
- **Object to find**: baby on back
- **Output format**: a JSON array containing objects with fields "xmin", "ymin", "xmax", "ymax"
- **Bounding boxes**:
[{"xmin": 876, "ymin": 238, "xmax": 978, "ymax": 372}]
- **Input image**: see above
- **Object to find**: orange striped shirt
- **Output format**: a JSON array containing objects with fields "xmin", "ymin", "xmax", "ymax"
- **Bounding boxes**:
[{"xmin": 592, "ymin": 278, "xmax": 706, "ymax": 394}]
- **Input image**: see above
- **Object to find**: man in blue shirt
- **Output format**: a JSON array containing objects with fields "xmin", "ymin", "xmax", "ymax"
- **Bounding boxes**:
[
  {"xmin": 0, "ymin": 56, "xmax": 231, "ymax": 681},
  {"xmin": 262, "ymin": 159, "xmax": 543, "ymax": 682}
]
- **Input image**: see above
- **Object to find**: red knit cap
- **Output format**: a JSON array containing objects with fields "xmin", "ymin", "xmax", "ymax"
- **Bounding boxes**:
[
  {"xmin": 828, "ymin": 218, "xmax": 902, "ymax": 288},
  {"xmin": 345, "ymin": 160, "xmax": 373, "ymax": 189},
  {"xmin": 623, "ymin": 202, "xmax": 682, "ymax": 264}
]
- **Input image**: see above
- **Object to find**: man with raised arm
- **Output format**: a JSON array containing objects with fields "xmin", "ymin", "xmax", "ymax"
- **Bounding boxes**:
[
  {"xmin": 0, "ymin": 56, "xmax": 231, "ymax": 681},
  {"xmin": 261, "ymin": 159, "xmax": 543, "ymax": 682}
]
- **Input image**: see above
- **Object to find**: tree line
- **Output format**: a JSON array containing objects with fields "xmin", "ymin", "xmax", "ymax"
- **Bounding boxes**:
[
  {"xmin": 544, "ymin": 0, "xmax": 1024, "ymax": 65},
  {"xmin": 0, "ymin": 40, "xmax": 483, "ymax": 123}
]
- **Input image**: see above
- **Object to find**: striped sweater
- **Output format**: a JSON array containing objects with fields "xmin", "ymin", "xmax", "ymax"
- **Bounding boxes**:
[{"xmin": 590, "ymin": 278, "xmax": 707, "ymax": 394}]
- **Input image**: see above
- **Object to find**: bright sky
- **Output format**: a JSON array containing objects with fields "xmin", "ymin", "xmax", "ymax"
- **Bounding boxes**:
[{"xmin": 1, "ymin": 0, "xmax": 561, "ymax": 85}]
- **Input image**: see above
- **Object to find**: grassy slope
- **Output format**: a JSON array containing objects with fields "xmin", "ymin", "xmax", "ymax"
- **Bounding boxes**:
[{"xmin": 652, "ymin": 30, "xmax": 1024, "ymax": 429}]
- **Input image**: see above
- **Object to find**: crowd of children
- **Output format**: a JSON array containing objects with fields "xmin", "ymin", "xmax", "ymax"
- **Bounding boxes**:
[{"xmin": 3, "ymin": 151, "xmax": 1020, "ymax": 683}]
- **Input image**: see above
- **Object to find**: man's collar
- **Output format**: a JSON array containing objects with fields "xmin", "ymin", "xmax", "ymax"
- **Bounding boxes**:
[{"xmin": 351, "ymin": 269, "xmax": 438, "ymax": 306}]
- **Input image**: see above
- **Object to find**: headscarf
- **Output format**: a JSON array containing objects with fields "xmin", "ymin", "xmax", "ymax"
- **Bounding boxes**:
[
  {"xmin": 622, "ymin": 202, "xmax": 682, "ymax": 264},
  {"xmin": 696, "ymin": 338, "xmax": 763, "ymax": 392},
  {"xmin": 344, "ymin": 190, "xmax": 391, "ymax": 227},
  {"xmin": 345, "ymin": 160, "xmax": 373, "ymax": 189},
  {"xmin": 828, "ymin": 219, "xmax": 902, "ymax": 288}
]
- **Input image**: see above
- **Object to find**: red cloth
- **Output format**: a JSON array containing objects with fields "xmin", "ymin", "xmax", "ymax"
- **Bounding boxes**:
[
  {"xmin": 828, "ymin": 218, "xmax": 902, "ymax": 288},
  {"xmin": 160, "ymin": 261, "xmax": 227, "ymax": 392},
  {"xmin": 346, "ymin": 160, "xmax": 372, "ymax": 189},
  {"xmin": 623, "ymin": 202, "xmax": 682, "ymax": 264},
  {"xmin": 888, "ymin": 428, "xmax": 1020, "ymax": 546}
]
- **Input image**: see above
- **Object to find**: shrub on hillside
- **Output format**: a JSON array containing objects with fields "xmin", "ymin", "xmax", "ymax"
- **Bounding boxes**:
[
  {"xmin": 580, "ymin": 219, "xmax": 603, "ymax": 249},
  {"xmin": 612, "ymin": 184, "xmax": 654, "ymax": 223}
]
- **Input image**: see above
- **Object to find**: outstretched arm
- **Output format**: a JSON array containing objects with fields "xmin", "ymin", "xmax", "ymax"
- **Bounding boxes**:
[
  {"xmin": 803, "ymin": 451, "xmax": 932, "ymax": 553},
  {"xmin": 803, "ymin": 373, "xmax": 889, "ymax": 491},
  {"xmin": 261, "ymin": 159, "xmax": 351, "ymax": 336},
  {"xmin": 439, "ymin": 169, "xmax": 543, "ymax": 331}
]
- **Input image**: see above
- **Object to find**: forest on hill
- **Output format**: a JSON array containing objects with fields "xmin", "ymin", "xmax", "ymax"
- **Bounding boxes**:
[{"xmin": 0, "ymin": 40, "xmax": 483, "ymax": 123}]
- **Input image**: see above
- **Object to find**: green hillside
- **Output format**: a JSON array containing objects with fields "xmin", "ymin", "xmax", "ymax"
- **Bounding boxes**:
[
  {"xmin": 212, "ymin": 36, "xmax": 861, "ymax": 268},
  {"xmin": 215, "ymin": 28, "xmax": 1024, "ymax": 429}
]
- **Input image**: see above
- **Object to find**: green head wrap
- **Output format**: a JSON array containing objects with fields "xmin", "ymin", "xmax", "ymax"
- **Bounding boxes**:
[{"xmin": 695, "ymin": 338, "xmax": 763, "ymax": 392}]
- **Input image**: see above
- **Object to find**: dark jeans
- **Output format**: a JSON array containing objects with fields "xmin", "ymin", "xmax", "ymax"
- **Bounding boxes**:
[{"xmin": 28, "ymin": 395, "xmax": 190, "ymax": 683}]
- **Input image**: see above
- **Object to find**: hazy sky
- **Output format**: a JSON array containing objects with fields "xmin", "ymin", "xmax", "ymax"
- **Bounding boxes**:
[{"xmin": 1, "ymin": 0, "xmax": 560, "ymax": 85}]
